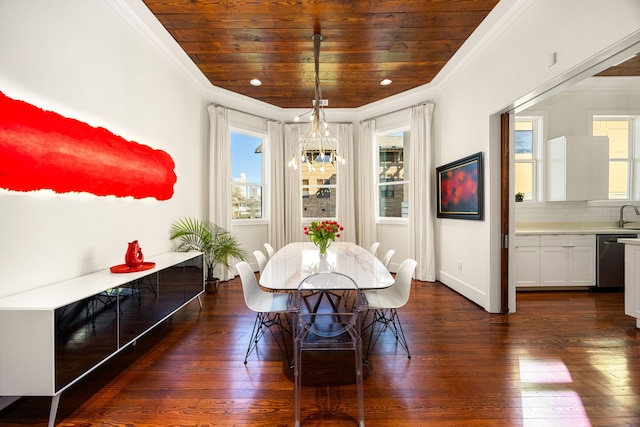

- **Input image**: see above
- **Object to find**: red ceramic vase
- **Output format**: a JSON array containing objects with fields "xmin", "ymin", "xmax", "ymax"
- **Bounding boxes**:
[{"xmin": 125, "ymin": 240, "xmax": 144, "ymax": 268}]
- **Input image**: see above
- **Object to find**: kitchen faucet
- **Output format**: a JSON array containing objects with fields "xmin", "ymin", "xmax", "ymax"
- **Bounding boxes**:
[{"xmin": 618, "ymin": 203, "xmax": 640, "ymax": 228}]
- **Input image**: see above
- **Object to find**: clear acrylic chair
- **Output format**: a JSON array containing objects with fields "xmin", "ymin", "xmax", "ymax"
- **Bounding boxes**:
[
  {"xmin": 381, "ymin": 249, "xmax": 395, "ymax": 269},
  {"xmin": 236, "ymin": 261, "xmax": 291, "ymax": 365},
  {"xmin": 253, "ymin": 250, "xmax": 268, "ymax": 274},
  {"xmin": 263, "ymin": 242, "xmax": 275, "ymax": 259},
  {"xmin": 289, "ymin": 272, "xmax": 367, "ymax": 427},
  {"xmin": 362, "ymin": 258, "xmax": 417, "ymax": 364}
]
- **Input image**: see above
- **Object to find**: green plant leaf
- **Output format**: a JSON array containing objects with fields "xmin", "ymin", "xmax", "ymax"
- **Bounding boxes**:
[{"xmin": 169, "ymin": 217, "xmax": 248, "ymax": 280}]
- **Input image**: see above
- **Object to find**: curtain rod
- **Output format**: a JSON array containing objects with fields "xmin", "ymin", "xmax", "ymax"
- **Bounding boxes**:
[
  {"xmin": 284, "ymin": 120, "xmax": 354, "ymax": 125},
  {"xmin": 210, "ymin": 103, "xmax": 281, "ymax": 124},
  {"xmin": 210, "ymin": 102, "xmax": 351, "ymax": 125},
  {"xmin": 361, "ymin": 100, "xmax": 433, "ymax": 123},
  {"xmin": 212, "ymin": 99, "xmax": 433, "ymax": 124}
]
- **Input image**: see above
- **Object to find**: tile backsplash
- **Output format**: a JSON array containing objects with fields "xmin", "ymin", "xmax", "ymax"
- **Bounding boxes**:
[{"xmin": 515, "ymin": 201, "xmax": 635, "ymax": 226}]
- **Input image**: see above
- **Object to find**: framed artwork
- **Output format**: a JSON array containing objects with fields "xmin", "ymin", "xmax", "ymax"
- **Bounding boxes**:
[{"xmin": 436, "ymin": 152, "xmax": 483, "ymax": 220}]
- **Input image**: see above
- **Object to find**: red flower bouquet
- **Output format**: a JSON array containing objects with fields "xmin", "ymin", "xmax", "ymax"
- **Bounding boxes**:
[{"xmin": 304, "ymin": 220, "xmax": 344, "ymax": 255}]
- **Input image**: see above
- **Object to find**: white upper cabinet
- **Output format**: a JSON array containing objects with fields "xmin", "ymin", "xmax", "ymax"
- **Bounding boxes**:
[{"xmin": 546, "ymin": 136, "xmax": 609, "ymax": 201}]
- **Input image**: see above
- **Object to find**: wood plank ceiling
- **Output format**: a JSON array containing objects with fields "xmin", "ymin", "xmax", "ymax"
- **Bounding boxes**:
[
  {"xmin": 141, "ymin": 0, "xmax": 501, "ymax": 109},
  {"xmin": 142, "ymin": 1, "xmax": 640, "ymax": 109}
]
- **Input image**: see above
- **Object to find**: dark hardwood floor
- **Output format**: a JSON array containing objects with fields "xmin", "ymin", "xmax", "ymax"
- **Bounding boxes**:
[{"xmin": 1, "ymin": 277, "xmax": 640, "ymax": 426}]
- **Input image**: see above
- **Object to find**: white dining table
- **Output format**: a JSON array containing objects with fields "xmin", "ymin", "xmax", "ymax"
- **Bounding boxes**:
[{"xmin": 259, "ymin": 241, "xmax": 395, "ymax": 291}]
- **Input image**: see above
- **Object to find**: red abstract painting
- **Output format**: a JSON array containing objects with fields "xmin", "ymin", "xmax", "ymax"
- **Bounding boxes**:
[
  {"xmin": 440, "ymin": 166, "xmax": 478, "ymax": 210},
  {"xmin": 0, "ymin": 91, "xmax": 176, "ymax": 200},
  {"xmin": 436, "ymin": 152, "xmax": 483, "ymax": 220}
]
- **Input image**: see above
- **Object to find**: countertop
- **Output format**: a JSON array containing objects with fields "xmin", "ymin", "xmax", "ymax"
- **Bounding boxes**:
[
  {"xmin": 516, "ymin": 222, "xmax": 640, "ymax": 235},
  {"xmin": 619, "ymin": 238, "xmax": 640, "ymax": 245}
]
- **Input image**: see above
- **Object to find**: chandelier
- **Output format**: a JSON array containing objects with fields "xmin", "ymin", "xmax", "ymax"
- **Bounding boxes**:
[{"xmin": 288, "ymin": 34, "xmax": 345, "ymax": 171}]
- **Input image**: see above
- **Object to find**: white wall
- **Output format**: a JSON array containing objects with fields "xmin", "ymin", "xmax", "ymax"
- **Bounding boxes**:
[
  {"xmin": 435, "ymin": 0, "xmax": 640, "ymax": 312},
  {"xmin": 0, "ymin": 0, "xmax": 207, "ymax": 297}
]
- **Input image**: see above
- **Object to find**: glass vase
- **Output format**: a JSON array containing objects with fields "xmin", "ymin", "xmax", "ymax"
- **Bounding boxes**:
[{"xmin": 316, "ymin": 239, "xmax": 330, "ymax": 257}]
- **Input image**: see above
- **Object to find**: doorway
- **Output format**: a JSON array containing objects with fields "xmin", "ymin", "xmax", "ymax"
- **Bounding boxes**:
[{"xmin": 502, "ymin": 40, "xmax": 640, "ymax": 313}]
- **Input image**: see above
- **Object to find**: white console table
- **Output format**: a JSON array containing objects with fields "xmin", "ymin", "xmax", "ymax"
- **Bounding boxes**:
[{"xmin": 0, "ymin": 252, "xmax": 204, "ymax": 426}]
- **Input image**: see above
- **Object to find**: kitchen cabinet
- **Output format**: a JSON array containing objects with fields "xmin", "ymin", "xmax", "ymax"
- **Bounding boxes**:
[
  {"xmin": 516, "ymin": 234, "xmax": 595, "ymax": 287},
  {"xmin": 540, "ymin": 245, "xmax": 567, "ymax": 285},
  {"xmin": 567, "ymin": 244, "xmax": 597, "ymax": 285},
  {"xmin": 541, "ymin": 234, "xmax": 595, "ymax": 286},
  {"xmin": 546, "ymin": 136, "xmax": 609, "ymax": 201},
  {"xmin": 515, "ymin": 235, "xmax": 540, "ymax": 286}
]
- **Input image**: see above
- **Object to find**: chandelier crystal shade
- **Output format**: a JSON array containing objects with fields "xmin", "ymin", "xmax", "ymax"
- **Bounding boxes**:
[{"xmin": 288, "ymin": 34, "xmax": 345, "ymax": 171}]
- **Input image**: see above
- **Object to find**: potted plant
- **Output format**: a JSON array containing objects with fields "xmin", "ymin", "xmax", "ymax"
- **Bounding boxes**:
[
  {"xmin": 515, "ymin": 192, "xmax": 525, "ymax": 202},
  {"xmin": 169, "ymin": 217, "xmax": 248, "ymax": 293}
]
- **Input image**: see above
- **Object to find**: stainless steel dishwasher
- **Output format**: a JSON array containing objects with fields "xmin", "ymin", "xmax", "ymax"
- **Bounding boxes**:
[{"xmin": 596, "ymin": 234, "xmax": 629, "ymax": 288}]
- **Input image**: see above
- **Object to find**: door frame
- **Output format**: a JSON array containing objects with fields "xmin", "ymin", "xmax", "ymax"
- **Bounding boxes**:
[{"xmin": 497, "ymin": 37, "xmax": 640, "ymax": 314}]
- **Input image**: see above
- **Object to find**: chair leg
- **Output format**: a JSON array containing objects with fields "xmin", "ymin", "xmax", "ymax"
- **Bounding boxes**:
[
  {"xmin": 244, "ymin": 312, "xmax": 292, "ymax": 365},
  {"xmin": 265, "ymin": 313, "xmax": 292, "ymax": 367},
  {"xmin": 244, "ymin": 312, "xmax": 267, "ymax": 364},
  {"xmin": 294, "ymin": 329, "xmax": 363, "ymax": 426},
  {"xmin": 353, "ymin": 335, "xmax": 365, "ymax": 426},
  {"xmin": 363, "ymin": 308, "xmax": 411, "ymax": 363},
  {"xmin": 293, "ymin": 311, "xmax": 304, "ymax": 427},
  {"xmin": 363, "ymin": 309, "xmax": 385, "ymax": 364},
  {"xmin": 387, "ymin": 309, "xmax": 411, "ymax": 359}
]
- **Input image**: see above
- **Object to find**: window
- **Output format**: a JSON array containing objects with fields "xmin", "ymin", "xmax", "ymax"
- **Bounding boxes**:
[
  {"xmin": 377, "ymin": 129, "xmax": 409, "ymax": 218},
  {"xmin": 514, "ymin": 116, "xmax": 542, "ymax": 201},
  {"xmin": 301, "ymin": 152, "xmax": 337, "ymax": 218},
  {"xmin": 592, "ymin": 116, "xmax": 637, "ymax": 200},
  {"xmin": 231, "ymin": 130, "xmax": 263, "ymax": 219}
]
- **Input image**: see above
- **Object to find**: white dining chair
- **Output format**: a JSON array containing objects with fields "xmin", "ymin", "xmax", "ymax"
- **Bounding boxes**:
[
  {"xmin": 263, "ymin": 242, "xmax": 275, "ymax": 259},
  {"xmin": 368, "ymin": 241, "xmax": 380, "ymax": 256},
  {"xmin": 236, "ymin": 261, "xmax": 291, "ymax": 365},
  {"xmin": 362, "ymin": 258, "xmax": 417, "ymax": 363},
  {"xmin": 253, "ymin": 250, "xmax": 268, "ymax": 275},
  {"xmin": 381, "ymin": 249, "xmax": 395, "ymax": 269}
]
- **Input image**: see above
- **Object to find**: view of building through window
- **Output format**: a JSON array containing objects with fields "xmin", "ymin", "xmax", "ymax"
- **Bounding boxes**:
[
  {"xmin": 231, "ymin": 131, "xmax": 263, "ymax": 219},
  {"xmin": 301, "ymin": 152, "xmax": 337, "ymax": 218},
  {"xmin": 378, "ymin": 130, "xmax": 409, "ymax": 218}
]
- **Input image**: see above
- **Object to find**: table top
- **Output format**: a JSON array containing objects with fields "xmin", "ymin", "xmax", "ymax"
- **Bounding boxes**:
[
  {"xmin": 259, "ymin": 242, "xmax": 395, "ymax": 291},
  {"xmin": 0, "ymin": 252, "xmax": 202, "ymax": 310}
]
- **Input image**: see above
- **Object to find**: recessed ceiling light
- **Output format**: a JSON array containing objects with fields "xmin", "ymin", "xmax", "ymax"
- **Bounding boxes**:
[
  {"xmin": 250, "ymin": 78, "xmax": 262, "ymax": 86},
  {"xmin": 380, "ymin": 78, "xmax": 392, "ymax": 86}
]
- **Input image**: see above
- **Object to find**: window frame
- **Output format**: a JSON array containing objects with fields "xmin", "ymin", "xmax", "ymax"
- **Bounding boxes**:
[
  {"xmin": 514, "ymin": 115, "xmax": 544, "ymax": 203},
  {"xmin": 300, "ymin": 149, "xmax": 339, "ymax": 221},
  {"xmin": 590, "ymin": 113, "xmax": 638, "ymax": 201},
  {"xmin": 230, "ymin": 127, "xmax": 267, "ymax": 223},
  {"xmin": 375, "ymin": 126, "xmax": 410, "ymax": 222}
]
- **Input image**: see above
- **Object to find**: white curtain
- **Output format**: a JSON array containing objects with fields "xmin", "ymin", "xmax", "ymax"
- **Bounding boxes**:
[
  {"xmin": 284, "ymin": 123, "xmax": 303, "ymax": 243},
  {"xmin": 408, "ymin": 103, "xmax": 436, "ymax": 281},
  {"xmin": 336, "ymin": 123, "xmax": 356, "ymax": 243},
  {"xmin": 355, "ymin": 119, "xmax": 377, "ymax": 249},
  {"xmin": 207, "ymin": 104, "xmax": 233, "ymax": 281},
  {"xmin": 266, "ymin": 120, "xmax": 285, "ymax": 251}
]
